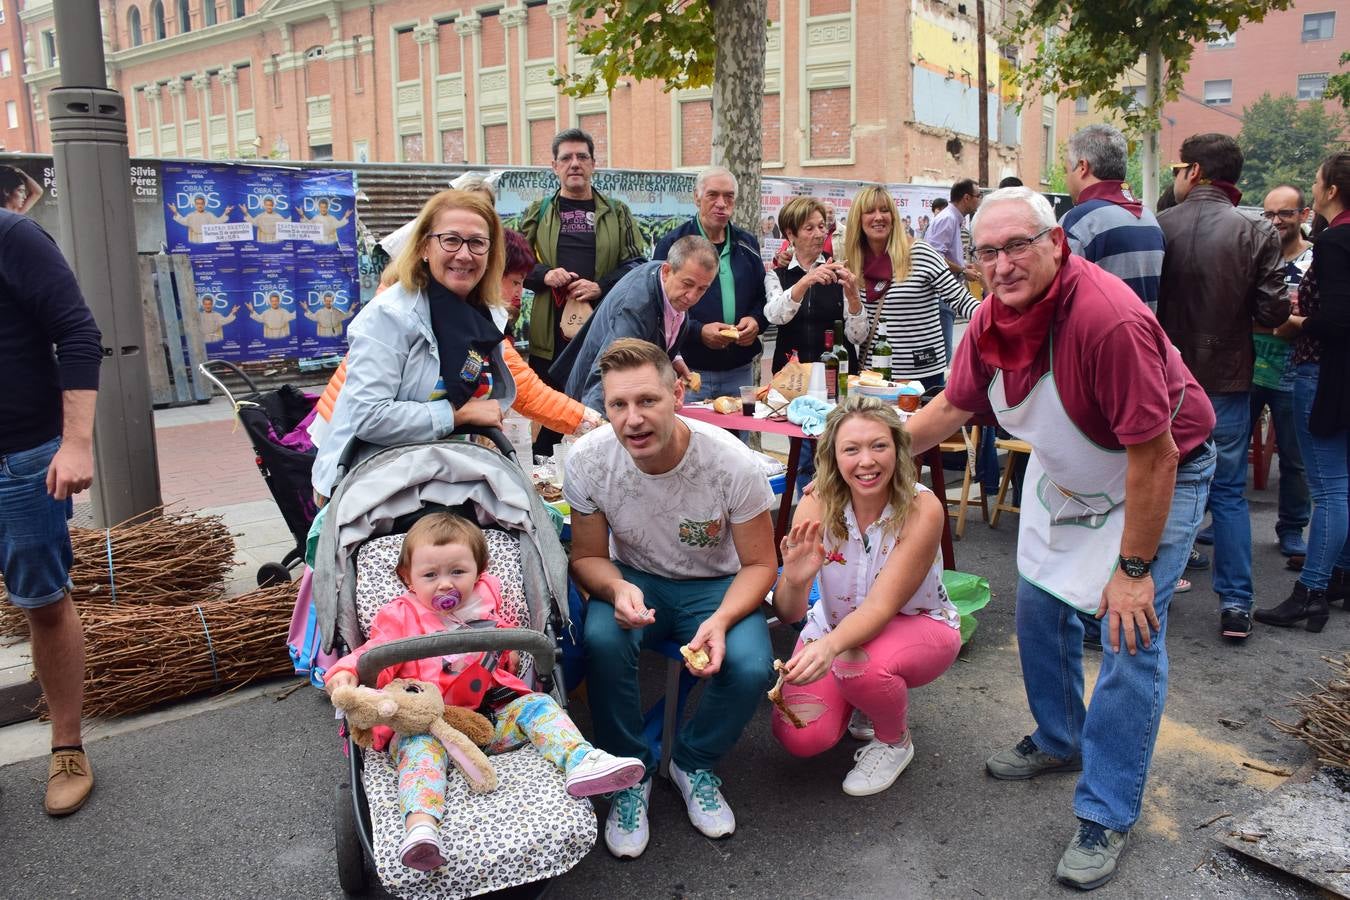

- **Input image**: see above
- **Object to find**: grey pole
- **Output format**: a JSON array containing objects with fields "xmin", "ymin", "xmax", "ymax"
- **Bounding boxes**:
[{"xmin": 50, "ymin": 0, "xmax": 161, "ymax": 525}]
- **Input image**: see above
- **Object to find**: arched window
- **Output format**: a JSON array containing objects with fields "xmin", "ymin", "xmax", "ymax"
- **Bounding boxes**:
[
  {"xmin": 150, "ymin": 0, "xmax": 166, "ymax": 40},
  {"xmin": 202, "ymin": 0, "xmax": 216, "ymax": 26},
  {"xmin": 232, "ymin": 0, "xmax": 245, "ymax": 18},
  {"xmin": 127, "ymin": 6, "xmax": 143, "ymax": 47},
  {"xmin": 176, "ymin": 0, "xmax": 191, "ymax": 33}
]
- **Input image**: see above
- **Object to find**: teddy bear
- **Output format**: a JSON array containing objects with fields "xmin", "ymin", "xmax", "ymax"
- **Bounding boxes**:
[{"xmin": 330, "ymin": 678, "xmax": 499, "ymax": 794}]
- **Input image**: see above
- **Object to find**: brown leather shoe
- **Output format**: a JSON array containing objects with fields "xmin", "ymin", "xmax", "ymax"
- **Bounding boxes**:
[{"xmin": 44, "ymin": 749, "xmax": 93, "ymax": 816}]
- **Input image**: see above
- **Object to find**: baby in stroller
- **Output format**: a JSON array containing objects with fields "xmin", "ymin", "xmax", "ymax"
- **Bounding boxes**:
[{"xmin": 324, "ymin": 512, "xmax": 644, "ymax": 871}]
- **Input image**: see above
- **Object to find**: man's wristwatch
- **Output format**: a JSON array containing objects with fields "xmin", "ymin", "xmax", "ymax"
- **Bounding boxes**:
[{"xmin": 1118, "ymin": 555, "xmax": 1155, "ymax": 579}]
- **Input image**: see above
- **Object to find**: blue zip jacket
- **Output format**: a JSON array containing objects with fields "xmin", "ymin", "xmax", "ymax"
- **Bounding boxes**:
[{"xmin": 654, "ymin": 218, "xmax": 768, "ymax": 373}]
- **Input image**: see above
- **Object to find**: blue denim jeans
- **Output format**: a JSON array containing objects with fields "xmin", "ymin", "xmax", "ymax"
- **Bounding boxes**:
[
  {"xmin": 0, "ymin": 437, "xmax": 75, "ymax": 609},
  {"xmin": 582, "ymin": 563, "xmax": 776, "ymax": 774},
  {"xmin": 1016, "ymin": 443, "xmax": 1213, "ymax": 832},
  {"xmin": 1208, "ymin": 392, "xmax": 1254, "ymax": 612},
  {"xmin": 939, "ymin": 301, "xmax": 955, "ymax": 365},
  {"xmin": 1291, "ymin": 363, "xmax": 1350, "ymax": 591},
  {"xmin": 685, "ymin": 362, "xmax": 755, "ymax": 404},
  {"xmin": 1249, "ymin": 386, "xmax": 1310, "ymax": 539}
]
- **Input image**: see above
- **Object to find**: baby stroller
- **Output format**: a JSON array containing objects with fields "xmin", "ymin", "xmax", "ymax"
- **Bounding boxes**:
[
  {"xmin": 198, "ymin": 360, "xmax": 319, "ymax": 586},
  {"xmin": 310, "ymin": 430, "xmax": 594, "ymax": 898}
]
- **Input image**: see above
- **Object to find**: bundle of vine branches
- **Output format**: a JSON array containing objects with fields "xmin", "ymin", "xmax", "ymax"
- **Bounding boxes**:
[
  {"xmin": 1273, "ymin": 653, "xmax": 1350, "ymax": 770},
  {"xmin": 0, "ymin": 508, "xmax": 235, "ymax": 635},
  {"xmin": 40, "ymin": 582, "xmax": 297, "ymax": 719}
]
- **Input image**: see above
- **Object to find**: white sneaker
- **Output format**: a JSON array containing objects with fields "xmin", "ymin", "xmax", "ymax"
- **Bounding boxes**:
[
  {"xmin": 565, "ymin": 749, "xmax": 647, "ymax": 798},
  {"xmin": 842, "ymin": 739, "xmax": 914, "ymax": 797},
  {"xmin": 670, "ymin": 763, "xmax": 736, "ymax": 838},
  {"xmin": 847, "ymin": 709, "xmax": 875, "ymax": 741},
  {"xmin": 398, "ymin": 822, "xmax": 448, "ymax": 871},
  {"xmin": 603, "ymin": 779, "xmax": 652, "ymax": 859}
]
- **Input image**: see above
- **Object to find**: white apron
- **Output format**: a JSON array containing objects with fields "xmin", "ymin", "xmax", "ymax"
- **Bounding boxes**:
[{"xmin": 988, "ymin": 335, "xmax": 1127, "ymax": 613}]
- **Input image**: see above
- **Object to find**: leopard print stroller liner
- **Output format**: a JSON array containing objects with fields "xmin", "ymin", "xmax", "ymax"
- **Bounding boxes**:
[{"xmin": 316, "ymin": 439, "xmax": 595, "ymax": 898}]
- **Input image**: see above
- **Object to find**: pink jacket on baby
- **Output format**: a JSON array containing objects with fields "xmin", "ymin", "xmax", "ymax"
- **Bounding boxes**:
[{"xmin": 325, "ymin": 573, "xmax": 531, "ymax": 750}]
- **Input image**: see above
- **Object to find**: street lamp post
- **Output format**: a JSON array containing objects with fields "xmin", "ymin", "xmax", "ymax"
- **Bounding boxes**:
[{"xmin": 50, "ymin": 0, "xmax": 161, "ymax": 525}]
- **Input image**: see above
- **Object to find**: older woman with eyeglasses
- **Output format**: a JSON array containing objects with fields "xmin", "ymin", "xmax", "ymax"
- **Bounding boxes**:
[{"xmin": 311, "ymin": 189, "xmax": 515, "ymax": 500}]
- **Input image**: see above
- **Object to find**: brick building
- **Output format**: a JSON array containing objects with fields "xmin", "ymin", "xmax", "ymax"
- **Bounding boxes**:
[
  {"xmin": 0, "ymin": 0, "xmax": 34, "ymax": 151},
  {"xmin": 1063, "ymin": 5, "xmax": 1348, "ymax": 167},
  {"xmin": 15, "ymin": 0, "xmax": 1071, "ymax": 188}
]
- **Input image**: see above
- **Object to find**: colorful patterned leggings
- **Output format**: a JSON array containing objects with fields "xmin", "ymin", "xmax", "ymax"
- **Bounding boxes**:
[{"xmin": 393, "ymin": 692, "xmax": 592, "ymax": 822}]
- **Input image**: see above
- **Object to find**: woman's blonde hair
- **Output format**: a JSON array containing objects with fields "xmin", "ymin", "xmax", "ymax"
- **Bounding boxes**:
[
  {"xmin": 843, "ymin": 185, "xmax": 911, "ymax": 286},
  {"xmin": 812, "ymin": 394, "xmax": 918, "ymax": 543},
  {"xmin": 392, "ymin": 189, "xmax": 505, "ymax": 307}
]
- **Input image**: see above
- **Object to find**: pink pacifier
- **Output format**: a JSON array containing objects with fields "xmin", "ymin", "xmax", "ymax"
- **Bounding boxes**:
[{"xmin": 432, "ymin": 588, "xmax": 462, "ymax": 611}]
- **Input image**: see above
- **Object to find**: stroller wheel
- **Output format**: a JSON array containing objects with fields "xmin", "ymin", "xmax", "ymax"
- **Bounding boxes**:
[
  {"xmin": 257, "ymin": 562, "xmax": 293, "ymax": 587},
  {"xmin": 334, "ymin": 782, "xmax": 368, "ymax": 895}
]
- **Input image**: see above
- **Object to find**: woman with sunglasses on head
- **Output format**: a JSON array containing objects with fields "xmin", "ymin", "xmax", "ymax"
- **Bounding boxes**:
[{"xmin": 311, "ymin": 189, "xmax": 514, "ymax": 501}]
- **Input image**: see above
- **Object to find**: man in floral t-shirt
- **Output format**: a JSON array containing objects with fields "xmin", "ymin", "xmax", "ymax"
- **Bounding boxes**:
[{"xmin": 565, "ymin": 338, "xmax": 776, "ymax": 860}]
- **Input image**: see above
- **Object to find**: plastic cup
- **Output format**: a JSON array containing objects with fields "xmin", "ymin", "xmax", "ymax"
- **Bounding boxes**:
[{"xmin": 738, "ymin": 385, "xmax": 758, "ymax": 417}]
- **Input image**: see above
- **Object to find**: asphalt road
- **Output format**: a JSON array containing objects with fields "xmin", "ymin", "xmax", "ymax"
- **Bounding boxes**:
[{"xmin": 0, "ymin": 486, "xmax": 1342, "ymax": 899}]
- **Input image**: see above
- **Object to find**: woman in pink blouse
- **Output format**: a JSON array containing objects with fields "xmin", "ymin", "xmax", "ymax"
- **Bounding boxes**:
[{"xmin": 771, "ymin": 395, "xmax": 962, "ymax": 796}]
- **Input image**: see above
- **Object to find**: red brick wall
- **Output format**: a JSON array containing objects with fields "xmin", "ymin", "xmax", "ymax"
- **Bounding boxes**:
[
  {"xmin": 810, "ymin": 0, "xmax": 850, "ymax": 16},
  {"xmin": 305, "ymin": 57, "xmax": 329, "ymax": 97},
  {"xmin": 235, "ymin": 63, "xmax": 253, "ymax": 110},
  {"xmin": 437, "ymin": 22, "xmax": 460, "ymax": 72},
  {"xmin": 530, "ymin": 118, "xmax": 555, "ymax": 165},
  {"xmin": 680, "ymin": 98, "xmax": 712, "ymax": 167},
  {"xmin": 484, "ymin": 122, "xmax": 508, "ymax": 164},
  {"xmin": 578, "ymin": 112, "xmax": 607, "ymax": 166},
  {"xmin": 441, "ymin": 127, "xmax": 465, "ymax": 163},
  {"xmin": 184, "ymin": 84, "xmax": 199, "ymax": 120},
  {"xmin": 763, "ymin": 93, "xmax": 782, "ymax": 162},
  {"xmin": 809, "ymin": 87, "xmax": 850, "ymax": 159},
  {"xmin": 526, "ymin": 5, "xmax": 552, "ymax": 59},
  {"xmin": 768, "ymin": 0, "xmax": 780, "ymax": 21},
  {"xmin": 160, "ymin": 88, "xmax": 176, "ymax": 123},
  {"xmin": 396, "ymin": 28, "xmax": 418, "ymax": 82},
  {"xmin": 480, "ymin": 14, "xmax": 504, "ymax": 69},
  {"xmin": 401, "ymin": 132, "xmax": 424, "ymax": 162},
  {"xmin": 208, "ymin": 73, "xmax": 225, "ymax": 112}
]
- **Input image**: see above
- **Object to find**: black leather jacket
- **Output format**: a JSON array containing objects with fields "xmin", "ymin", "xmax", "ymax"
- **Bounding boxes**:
[{"xmin": 1156, "ymin": 185, "xmax": 1290, "ymax": 394}]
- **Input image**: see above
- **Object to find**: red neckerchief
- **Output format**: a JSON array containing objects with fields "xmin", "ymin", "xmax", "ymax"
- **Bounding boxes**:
[
  {"xmin": 1329, "ymin": 209, "xmax": 1350, "ymax": 229},
  {"xmin": 974, "ymin": 241, "xmax": 1070, "ymax": 370},
  {"xmin": 1077, "ymin": 180, "xmax": 1143, "ymax": 219},
  {"xmin": 1206, "ymin": 180, "xmax": 1243, "ymax": 206},
  {"xmin": 862, "ymin": 248, "xmax": 893, "ymax": 304}
]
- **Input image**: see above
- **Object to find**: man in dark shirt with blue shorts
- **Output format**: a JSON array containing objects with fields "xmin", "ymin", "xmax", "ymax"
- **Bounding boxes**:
[{"xmin": 0, "ymin": 208, "xmax": 102, "ymax": 816}]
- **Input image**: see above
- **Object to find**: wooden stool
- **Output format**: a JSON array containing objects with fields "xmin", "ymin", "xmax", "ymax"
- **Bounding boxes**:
[
  {"xmin": 990, "ymin": 438, "xmax": 1032, "ymax": 528},
  {"xmin": 938, "ymin": 426, "xmax": 988, "ymax": 539}
]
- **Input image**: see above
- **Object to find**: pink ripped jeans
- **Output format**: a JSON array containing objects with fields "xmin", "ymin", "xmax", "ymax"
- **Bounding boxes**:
[{"xmin": 773, "ymin": 613, "xmax": 961, "ymax": 754}]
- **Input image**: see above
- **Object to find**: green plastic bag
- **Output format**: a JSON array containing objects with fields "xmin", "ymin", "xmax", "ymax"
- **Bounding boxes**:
[{"xmin": 942, "ymin": 570, "xmax": 992, "ymax": 645}]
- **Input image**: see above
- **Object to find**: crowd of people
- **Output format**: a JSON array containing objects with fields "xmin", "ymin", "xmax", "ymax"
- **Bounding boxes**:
[{"xmin": 3, "ymin": 121, "xmax": 1346, "ymax": 895}]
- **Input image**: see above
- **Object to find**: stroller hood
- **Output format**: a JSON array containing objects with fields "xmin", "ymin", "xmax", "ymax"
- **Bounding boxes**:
[{"xmin": 312, "ymin": 440, "xmax": 569, "ymax": 653}]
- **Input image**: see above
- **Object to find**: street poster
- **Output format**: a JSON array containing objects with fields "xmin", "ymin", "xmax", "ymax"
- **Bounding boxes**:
[
  {"xmin": 162, "ymin": 162, "xmax": 240, "ymax": 257},
  {"xmin": 240, "ymin": 254, "xmax": 298, "ymax": 361},
  {"xmin": 191, "ymin": 254, "xmax": 245, "ymax": 358},
  {"xmin": 296, "ymin": 256, "xmax": 361, "ymax": 358},
  {"xmin": 294, "ymin": 169, "xmax": 357, "ymax": 254}
]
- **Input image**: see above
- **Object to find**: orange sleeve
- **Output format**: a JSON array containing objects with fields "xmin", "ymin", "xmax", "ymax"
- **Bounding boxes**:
[{"xmin": 503, "ymin": 341, "xmax": 584, "ymax": 435}]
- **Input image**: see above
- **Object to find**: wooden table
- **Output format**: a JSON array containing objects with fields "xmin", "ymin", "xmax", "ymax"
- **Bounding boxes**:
[{"xmin": 680, "ymin": 405, "xmax": 956, "ymax": 570}]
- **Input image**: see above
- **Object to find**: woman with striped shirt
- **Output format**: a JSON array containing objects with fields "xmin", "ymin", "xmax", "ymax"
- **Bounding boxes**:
[{"xmin": 843, "ymin": 186, "xmax": 981, "ymax": 388}]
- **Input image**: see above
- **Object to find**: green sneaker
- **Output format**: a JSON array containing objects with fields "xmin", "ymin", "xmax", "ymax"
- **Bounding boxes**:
[
  {"xmin": 985, "ymin": 736, "xmax": 1083, "ymax": 780},
  {"xmin": 1056, "ymin": 819, "xmax": 1128, "ymax": 890}
]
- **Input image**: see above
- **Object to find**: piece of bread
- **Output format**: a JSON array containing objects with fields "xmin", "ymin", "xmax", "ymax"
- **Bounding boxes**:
[
  {"xmin": 857, "ymin": 371, "xmax": 887, "ymax": 387},
  {"xmin": 719, "ymin": 326, "xmax": 740, "ymax": 339},
  {"xmin": 679, "ymin": 644, "xmax": 710, "ymax": 671},
  {"xmin": 685, "ymin": 371, "xmax": 702, "ymax": 393},
  {"xmin": 712, "ymin": 396, "xmax": 740, "ymax": 415}
]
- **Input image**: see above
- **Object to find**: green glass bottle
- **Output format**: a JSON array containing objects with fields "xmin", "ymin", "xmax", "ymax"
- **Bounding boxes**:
[
  {"xmin": 872, "ymin": 322, "xmax": 892, "ymax": 382},
  {"xmin": 821, "ymin": 329, "xmax": 839, "ymax": 402},
  {"xmin": 833, "ymin": 318, "xmax": 849, "ymax": 399}
]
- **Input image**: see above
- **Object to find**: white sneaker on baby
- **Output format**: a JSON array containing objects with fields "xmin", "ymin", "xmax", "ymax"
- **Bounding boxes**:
[
  {"xmin": 842, "ymin": 738, "xmax": 914, "ymax": 797},
  {"xmin": 565, "ymin": 749, "xmax": 646, "ymax": 798},
  {"xmin": 399, "ymin": 822, "xmax": 448, "ymax": 871}
]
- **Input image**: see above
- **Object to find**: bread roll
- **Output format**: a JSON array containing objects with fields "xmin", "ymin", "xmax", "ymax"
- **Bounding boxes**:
[{"xmin": 712, "ymin": 396, "xmax": 740, "ymax": 415}]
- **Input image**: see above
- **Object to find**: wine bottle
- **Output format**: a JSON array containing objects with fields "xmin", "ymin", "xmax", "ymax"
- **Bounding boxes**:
[
  {"xmin": 872, "ymin": 323, "xmax": 892, "ymax": 382},
  {"xmin": 821, "ymin": 330, "xmax": 839, "ymax": 402},
  {"xmin": 833, "ymin": 318, "xmax": 849, "ymax": 399}
]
